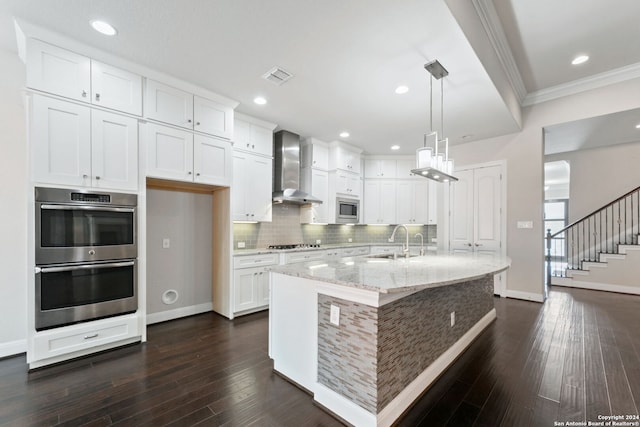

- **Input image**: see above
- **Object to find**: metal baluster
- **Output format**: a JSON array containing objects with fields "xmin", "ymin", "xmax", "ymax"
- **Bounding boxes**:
[
  {"xmin": 618, "ymin": 200, "xmax": 621, "ymax": 245},
  {"xmin": 625, "ymin": 196, "xmax": 628, "ymax": 244}
]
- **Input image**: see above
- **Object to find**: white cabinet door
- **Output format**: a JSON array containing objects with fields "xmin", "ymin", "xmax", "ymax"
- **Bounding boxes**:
[
  {"xmin": 379, "ymin": 181, "xmax": 396, "ymax": 223},
  {"xmin": 91, "ymin": 110, "xmax": 138, "ymax": 191},
  {"xmin": 395, "ymin": 181, "xmax": 413, "ymax": 224},
  {"xmin": 232, "ymin": 151, "xmax": 272, "ymax": 222},
  {"xmin": 428, "ymin": 181, "xmax": 438, "ymax": 225},
  {"xmin": 193, "ymin": 134, "xmax": 231, "ymax": 186},
  {"xmin": 194, "ymin": 95, "xmax": 233, "ymax": 140},
  {"xmin": 31, "ymin": 96, "xmax": 91, "ymax": 187},
  {"xmin": 396, "ymin": 159, "xmax": 417, "ymax": 179},
  {"xmin": 234, "ymin": 119, "xmax": 251, "ymax": 149},
  {"xmin": 231, "ymin": 151, "xmax": 249, "ymax": 221},
  {"xmin": 334, "ymin": 147, "xmax": 361, "ymax": 174},
  {"xmin": 450, "ymin": 165, "xmax": 502, "ymax": 254},
  {"xmin": 310, "ymin": 143, "xmax": 329, "ymax": 170},
  {"xmin": 91, "ymin": 61, "xmax": 142, "ymax": 116},
  {"xmin": 257, "ymin": 270, "xmax": 270, "ymax": 307},
  {"xmin": 145, "ymin": 79, "xmax": 194, "ymax": 129},
  {"xmin": 336, "ymin": 171, "xmax": 360, "ymax": 196},
  {"xmin": 145, "ymin": 123, "xmax": 194, "ymax": 181},
  {"xmin": 412, "ymin": 180, "xmax": 429, "ymax": 224},
  {"xmin": 234, "ymin": 268, "xmax": 259, "ymax": 312},
  {"xmin": 364, "ymin": 159, "xmax": 396, "ymax": 178},
  {"xmin": 249, "ymin": 123, "xmax": 273, "ymax": 157},
  {"xmin": 26, "ymin": 39, "xmax": 91, "ymax": 102},
  {"xmin": 311, "ymin": 169, "xmax": 329, "ymax": 223},
  {"xmin": 364, "ymin": 180, "xmax": 395, "ymax": 224}
]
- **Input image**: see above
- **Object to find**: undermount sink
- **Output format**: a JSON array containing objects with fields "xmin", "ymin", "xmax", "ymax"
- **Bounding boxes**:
[{"xmin": 366, "ymin": 253, "xmax": 420, "ymax": 259}]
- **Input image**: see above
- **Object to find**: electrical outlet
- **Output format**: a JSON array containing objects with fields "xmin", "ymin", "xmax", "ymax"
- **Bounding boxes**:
[
  {"xmin": 348, "ymin": 238, "xmax": 353, "ymax": 243},
  {"xmin": 450, "ymin": 312, "xmax": 456, "ymax": 327},
  {"xmin": 330, "ymin": 305, "xmax": 340, "ymax": 326},
  {"xmin": 237, "ymin": 241, "xmax": 246, "ymax": 249},
  {"xmin": 316, "ymin": 239, "xmax": 321, "ymax": 244},
  {"xmin": 162, "ymin": 238, "xmax": 170, "ymax": 249},
  {"xmin": 517, "ymin": 220, "xmax": 534, "ymax": 229}
]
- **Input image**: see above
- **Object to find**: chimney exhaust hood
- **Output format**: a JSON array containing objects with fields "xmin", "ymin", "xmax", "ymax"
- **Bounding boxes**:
[{"xmin": 272, "ymin": 130, "xmax": 323, "ymax": 205}]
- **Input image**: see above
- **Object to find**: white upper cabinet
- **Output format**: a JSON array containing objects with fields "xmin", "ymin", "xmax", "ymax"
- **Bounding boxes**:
[
  {"xmin": 301, "ymin": 139, "xmax": 329, "ymax": 170},
  {"xmin": 91, "ymin": 109, "xmax": 139, "ymax": 191},
  {"xmin": 145, "ymin": 80, "xmax": 233, "ymax": 140},
  {"xmin": 364, "ymin": 180, "xmax": 396, "ymax": 224},
  {"xmin": 145, "ymin": 123, "xmax": 232, "ymax": 186},
  {"xmin": 145, "ymin": 80, "xmax": 194, "ymax": 128},
  {"xmin": 395, "ymin": 159, "xmax": 418, "ymax": 179},
  {"xmin": 232, "ymin": 150, "xmax": 272, "ymax": 222},
  {"xmin": 27, "ymin": 39, "xmax": 91, "ymax": 103},
  {"xmin": 194, "ymin": 95, "xmax": 233, "ymax": 140},
  {"xmin": 233, "ymin": 117, "xmax": 274, "ymax": 157},
  {"xmin": 396, "ymin": 180, "xmax": 429, "ymax": 224},
  {"xmin": 364, "ymin": 159, "xmax": 397, "ymax": 179},
  {"xmin": 91, "ymin": 61, "xmax": 142, "ymax": 116},
  {"xmin": 31, "ymin": 96, "xmax": 138, "ymax": 191},
  {"xmin": 330, "ymin": 145, "xmax": 361, "ymax": 174},
  {"xmin": 335, "ymin": 171, "xmax": 360, "ymax": 197},
  {"xmin": 26, "ymin": 39, "xmax": 142, "ymax": 116}
]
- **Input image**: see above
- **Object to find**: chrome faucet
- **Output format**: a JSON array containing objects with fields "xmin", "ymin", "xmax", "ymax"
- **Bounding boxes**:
[
  {"xmin": 388, "ymin": 224, "xmax": 410, "ymax": 258},
  {"xmin": 415, "ymin": 233, "xmax": 425, "ymax": 256}
]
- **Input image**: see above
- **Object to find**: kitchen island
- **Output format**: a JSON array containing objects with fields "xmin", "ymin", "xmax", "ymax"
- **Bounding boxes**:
[{"xmin": 268, "ymin": 251, "xmax": 510, "ymax": 427}]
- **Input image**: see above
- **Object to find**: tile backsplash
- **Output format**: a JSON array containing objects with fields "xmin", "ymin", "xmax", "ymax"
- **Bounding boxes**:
[{"xmin": 233, "ymin": 204, "xmax": 436, "ymax": 249}]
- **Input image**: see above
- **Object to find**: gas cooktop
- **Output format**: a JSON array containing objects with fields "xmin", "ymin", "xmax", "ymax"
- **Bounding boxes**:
[{"xmin": 267, "ymin": 243, "xmax": 321, "ymax": 250}]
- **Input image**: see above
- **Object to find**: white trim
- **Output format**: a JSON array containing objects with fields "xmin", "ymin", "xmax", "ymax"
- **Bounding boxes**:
[
  {"xmin": 233, "ymin": 112, "xmax": 277, "ymax": 131},
  {"xmin": 145, "ymin": 303, "xmax": 213, "ymax": 325},
  {"xmin": 553, "ymin": 280, "xmax": 640, "ymax": 296},
  {"xmin": 471, "ymin": 0, "xmax": 527, "ymax": 103},
  {"xmin": 505, "ymin": 289, "xmax": 544, "ymax": 303},
  {"xmin": 523, "ymin": 62, "xmax": 640, "ymax": 107},
  {"xmin": 0, "ymin": 339, "xmax": 27, "ymax": 359},
  {"xmin": 312, "ymin": 309, "xmax": 497, "ymax": 427}
]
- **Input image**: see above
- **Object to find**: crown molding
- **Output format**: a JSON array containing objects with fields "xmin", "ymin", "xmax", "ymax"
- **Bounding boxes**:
[
  {"xmin": 523, "ymin": 61, "xmax": 640, "ymax": 106},
  {"xmin": 471, "ymin": 0, "xmax": 527, "ymax": 104}
]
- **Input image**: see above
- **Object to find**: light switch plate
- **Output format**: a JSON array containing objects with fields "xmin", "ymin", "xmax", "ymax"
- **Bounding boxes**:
[
  {"xmin": 316, "ymin": 239, "xmax": 321, "ymax": 244},
  {"xmin": 162, "ymin": 238, "xmax": 170, "ymax": 249},
  {"xmin": 237, "ymin": 241, "xmax": 246, "ymax": 248},
  {"xmin": 517, "ymin": 221, "xmax": 534, "ymax": 229}
]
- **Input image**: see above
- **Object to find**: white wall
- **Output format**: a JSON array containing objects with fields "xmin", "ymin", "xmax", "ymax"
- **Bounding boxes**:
[
  {"xmin": 447, "ymin": 77, "xmax": 640, "ymax": 300},
  {"xmin": 146, "ymin": 189, "xmax": 213, "ymax": 322},
  {"xmin": 546, "ymin": 141, "xmax": 640, "ymax": 222},
  {"xmin": 0, "ymin": 48, "xmax": 27, "ymax": 356}
]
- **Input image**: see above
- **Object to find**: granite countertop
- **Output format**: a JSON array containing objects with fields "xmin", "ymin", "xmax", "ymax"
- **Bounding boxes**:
[{"xmin": 268, "ymin": 251, "xmax": 511, "ymax": 293}]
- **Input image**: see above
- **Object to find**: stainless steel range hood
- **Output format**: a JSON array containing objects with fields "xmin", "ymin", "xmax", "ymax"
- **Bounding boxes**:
[{"xmin": 273, "ymin": 130, "xmax": 323, "ymax": 205}]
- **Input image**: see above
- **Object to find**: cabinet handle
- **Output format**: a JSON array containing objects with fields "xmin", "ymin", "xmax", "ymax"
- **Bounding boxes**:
[
  {"xmin": 84, "ymin": 333, "xmax": 98, "ymax": 340},
  {"xmin": 250, "ymin": 214, "xmax": 255, "ymax": 217},
  {"xmin": 467, "ymin": 243, "xmax": 473, "ymax": 247},
  {"xmin": 82, "ymin": 90, "xmax": 87, "ymax": 98},
  {"xmin": 95, "ymin": 176, "xmax": 101, "ymax": 180},
  {"xmin": 475, "ymin": 243, "xmax": 483, "ymax": 247},
  {"xmin": 95, "ymin": 93, "xmax": 101, "ymax": 101},
  {"xmin": 187, "ymin": 119, "xmax": 192, "ymax": 123},
  {"xmin": 196, "ymin": 173, "xmax": 200, "ymax": 176},
  {"xmin": 82, "ymin": 174, "xmax": 88, "ymax": 179},
  {"xmin": 188, "ymin": 171, "xmax": 192, "ymax": 175},
  {"xmin": 196, "ymin": 121, "xmax": 201, "ymax": 126},
  {"xmin": 252, "ymin": 144, "xmax": 255, "ymax": 149}
]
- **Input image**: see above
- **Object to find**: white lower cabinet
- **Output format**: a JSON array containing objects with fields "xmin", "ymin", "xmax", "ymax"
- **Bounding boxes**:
[
  {"xmin": 31, "ymin": 95, "xmax": 139, "ymax": 191},
  {"xmin": 31, "ymin": 314, "xmax": 140, "ymax": 367},
  {"xmin": 145, "ymin": 123, "xmax": 231, "ymax": 186},
  {"xmin": 233, "ymin": 253, "xmax": 278, "ymax": 315},
  {"xmin": 232, "ymin": 150, "xmax": 272, "ymax": 222}
]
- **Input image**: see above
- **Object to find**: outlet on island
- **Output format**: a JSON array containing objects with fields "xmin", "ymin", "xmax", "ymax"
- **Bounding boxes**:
[
  {"xmin": 330, "ymin": 304, "xmax": 340, "ymax": 326},
  {"xmin": 450, "ymin": 311, "xmax": 456, "ymax": 327}
]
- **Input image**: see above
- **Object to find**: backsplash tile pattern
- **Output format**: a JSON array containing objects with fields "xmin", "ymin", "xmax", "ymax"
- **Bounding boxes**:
[
  {"xmin": 317, "ymin": 275, "xmax": 494, "ymax": 414},
  {"xmin": 233, "ymin": 204, "xmax": 436, "ymax": 249}
]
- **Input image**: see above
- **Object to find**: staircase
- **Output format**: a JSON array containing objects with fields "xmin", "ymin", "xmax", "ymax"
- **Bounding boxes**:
[{"xmin": 546, "ymin": 185, "xmax": 640, "ymax": 295}]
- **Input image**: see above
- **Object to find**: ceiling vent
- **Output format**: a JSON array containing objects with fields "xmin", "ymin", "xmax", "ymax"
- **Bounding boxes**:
[{"xmin": 262, "ymin": 66, "xmax": 293, "ymax": 86}]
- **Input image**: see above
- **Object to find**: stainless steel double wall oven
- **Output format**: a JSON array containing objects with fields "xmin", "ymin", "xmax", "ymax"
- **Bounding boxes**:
[{"xmin": 34, "ymin": 187, "xmax": 138, "ymax": 330}]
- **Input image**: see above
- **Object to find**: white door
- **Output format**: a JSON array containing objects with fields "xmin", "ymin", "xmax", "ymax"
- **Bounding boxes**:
[
  {"xmin": 91, "ymin": 61, "xmax": 142, "ymax": 116},
  {"xmin": 193, "ymin": 134, "xmax": 231, "ymax": 186},
  {"xmin": 26, "ymin": 39, "xmax": 91, "ymax": 102},
  {"xmin": 31, "ymin": 96, "xmax": 91, "ymax": 187},
  {"xmin": 193, "ymin": 95, "xmax": 233, "ymax": 140},
  {"xmin": 234, "ymin": 269, "xmax": 258, "ymax": 312},
  {"xmin": 450, "ymin": 166, "xmax": 502, "ymax": 254},
  {"xmin": 145, "ymin": 123, "xmax": 194, "ymax": 181},
  {"xmin": 91, "ymin": 110, "xmax": 139, "ymax": 191},
  {"xmin": 145, "ymin": 79, "xmax": 194, "ymax": 129}
]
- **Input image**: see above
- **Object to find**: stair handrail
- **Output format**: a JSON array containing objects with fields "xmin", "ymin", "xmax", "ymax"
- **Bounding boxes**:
[{"xmin": 548, "ymin": 184, "xmax": 640, "ymax": 239}]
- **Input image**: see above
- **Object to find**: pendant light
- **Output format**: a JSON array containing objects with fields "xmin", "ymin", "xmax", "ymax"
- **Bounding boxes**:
[{"xmin": 411, "ymin": 60, "xmax": 458, "ymax": 182}]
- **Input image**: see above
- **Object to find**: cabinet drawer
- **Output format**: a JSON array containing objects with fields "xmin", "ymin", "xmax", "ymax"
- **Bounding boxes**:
[
  {"xmin": 32, "ymin": 314, "xmax": 139, "ymax": 361},
  {"xmin": 234, "ymin": 253, "xmax": 279, "ymax": 269},
  {"xmin": 284, "ymin": 250, "xmax": 325, "ymax": 264}
]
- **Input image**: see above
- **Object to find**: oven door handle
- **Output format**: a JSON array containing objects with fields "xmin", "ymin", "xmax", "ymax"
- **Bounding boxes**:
[
  {"xmin": 37, "ymin": 261, "xmax": 135, "ymax": 274},
  {"xmin": 40, "ymin": 204, "xmax": 135, "ymax": 213}
]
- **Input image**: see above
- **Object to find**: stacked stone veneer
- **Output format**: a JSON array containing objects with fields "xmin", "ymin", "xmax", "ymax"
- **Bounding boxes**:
[{"xmin": 317, "ymin": 274, "xmax": 494, "ymax": 414}]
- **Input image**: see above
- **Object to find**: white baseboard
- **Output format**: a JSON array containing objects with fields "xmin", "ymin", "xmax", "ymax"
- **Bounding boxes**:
[
  {"xmin": 0, "ymin": 339, "xmax": 27, "ymax": 359},
  {"xmin": 313, "ymin": 309, "xmax": 497, "ymax": 427},
  {"xmin": 505, "ymin": 289, "xmax": 545, "ymax": 303},
  {"xmin": 554, "ymin": 280, "xmax": 640, "ymax": 296},
  {"xmin": 146, "ymin": 302, "xmax": 213, "ymax": 325}
]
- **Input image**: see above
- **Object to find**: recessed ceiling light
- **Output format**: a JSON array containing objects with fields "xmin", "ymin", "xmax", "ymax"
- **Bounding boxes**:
[
  {"xmin": 571, "ymin": 55, "xmax": 589, "ymax": 65},
  {"xmin": 395, "ymin": 85, "xmax": 409, "ymax": 94},
  {"xmin": 635, "ymin": 123, "xmax": 640, "ymax": 129},
  {"xmin": 253, "ymin": 96, "xmax": 267, "ymax": 105},
  {"xmin": 90, "ymin": 20, "xmax": 117, "ymax": 36},
  {"xmin": 390, "ymin": 145, "xmax": 400, "ymax": 150},
  {"xmin": 339, "ymin": 131, "xmax": 350, "ymax": 138}
]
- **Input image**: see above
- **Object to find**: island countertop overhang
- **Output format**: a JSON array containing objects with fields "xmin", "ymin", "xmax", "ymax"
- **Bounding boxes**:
[{"xmin": 268, "ymin": 251, "xmax": 511, "ymax": 294}]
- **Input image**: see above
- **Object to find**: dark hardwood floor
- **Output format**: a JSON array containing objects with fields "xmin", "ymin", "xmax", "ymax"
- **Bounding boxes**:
[{"xmin": 1, "ymin": 286, "xmax": 638, "ymax": 426}]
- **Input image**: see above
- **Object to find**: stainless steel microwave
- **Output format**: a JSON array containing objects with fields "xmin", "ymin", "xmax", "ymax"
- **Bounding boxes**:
[{"xmin": 336, "ymin": 197, "xmax": 359, "ymax": 224}]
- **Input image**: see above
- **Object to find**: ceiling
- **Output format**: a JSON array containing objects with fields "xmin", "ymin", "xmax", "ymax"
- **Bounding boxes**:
[{"xmin": 1, "ymin": 0, "xmax": 639, "ymax": 155}]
